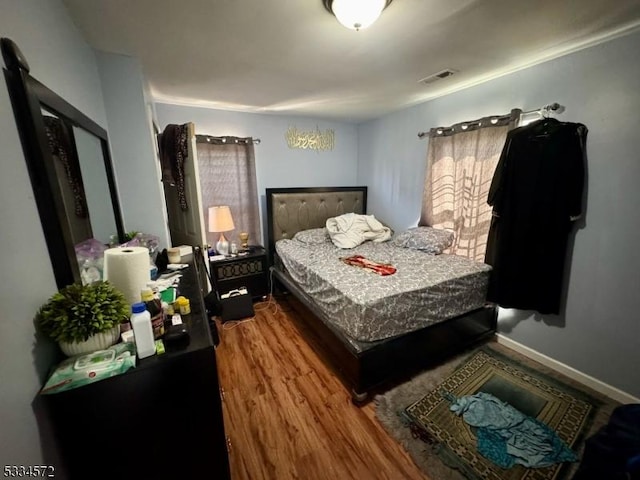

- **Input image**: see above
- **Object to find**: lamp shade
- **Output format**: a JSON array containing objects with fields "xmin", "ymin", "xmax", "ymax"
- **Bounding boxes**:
[
  {"xmin": 208, "ymin": 206, "xmax": 235, "ymax": 233},
  {"xmin": 330, "ymin": 0, "xmax": 388, "ymax": 30}
]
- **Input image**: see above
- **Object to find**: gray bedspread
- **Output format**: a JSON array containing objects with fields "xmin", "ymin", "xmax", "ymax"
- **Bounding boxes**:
[{"xmin": 275, "ymin": 239, "xmax": 491, "ymax": 343}]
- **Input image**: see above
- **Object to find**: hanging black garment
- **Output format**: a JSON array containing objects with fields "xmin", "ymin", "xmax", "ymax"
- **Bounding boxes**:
[
  {"xmin": 159, "ymin": 124, "xmax": 189, "ymax": 210},
  {"xmin": 484, "ymin": 118, "xmax": 587, "ymax": 314},
  {"xmin": 43, "ymin": 116, "xmax": 88, "ymax": 218}
]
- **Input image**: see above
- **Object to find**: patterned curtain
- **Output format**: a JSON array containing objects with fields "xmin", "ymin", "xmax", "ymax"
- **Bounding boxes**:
[
  {"xmin": 420, "ymin": 110, "xmax": 520, "ymax": 261},
  {"xmin": 196, "ymin": 137, "xmax": 261, "ymax": 249}
]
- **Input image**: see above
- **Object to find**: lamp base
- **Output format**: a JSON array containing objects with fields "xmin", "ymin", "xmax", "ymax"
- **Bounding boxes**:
[{"xmin": 216, "ymin": 233, "xmax": 229, "ymax": 255}]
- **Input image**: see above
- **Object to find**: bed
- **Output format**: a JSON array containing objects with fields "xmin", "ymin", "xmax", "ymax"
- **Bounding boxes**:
[{"xmin": 266, "ymin": 186, "xmax": 497, "ymax": 402}]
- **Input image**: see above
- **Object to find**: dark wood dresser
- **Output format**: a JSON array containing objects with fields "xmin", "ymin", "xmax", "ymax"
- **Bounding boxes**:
[{"xmin": 36, "ymin": 255, "xmax": 230, "ymax": 480}]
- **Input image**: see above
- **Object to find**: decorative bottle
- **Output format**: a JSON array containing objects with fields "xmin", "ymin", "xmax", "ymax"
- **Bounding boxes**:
[{"xmin": 141, "ymin": 288, "xmax": 164, "ymax": 339}]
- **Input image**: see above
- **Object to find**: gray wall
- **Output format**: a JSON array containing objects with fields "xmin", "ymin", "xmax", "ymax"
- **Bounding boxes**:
[
  {"xmin": 155, "ymin": 103, "xmax": 359, "ymax": 245},
  {"xmin": 0, "ymin": 0, "xmax": 108, "ymax": 465},
  {"xmin": 358, "ymin": 29, "xmax": 640, "ymax": 397},
  {"xmin": 96, "ymin": 52, "xmax": 170, "ymax": 248}
]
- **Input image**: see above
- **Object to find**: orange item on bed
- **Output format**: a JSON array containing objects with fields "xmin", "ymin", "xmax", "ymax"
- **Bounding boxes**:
[{"xmin": 340, "ymin": 255, "xmax": 397, "ymax": 276}]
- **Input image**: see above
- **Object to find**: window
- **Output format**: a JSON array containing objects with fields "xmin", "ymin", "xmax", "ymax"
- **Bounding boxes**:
[{"xmin": 196, "ymin": 137, "xmax": 261, "ymax": 250}]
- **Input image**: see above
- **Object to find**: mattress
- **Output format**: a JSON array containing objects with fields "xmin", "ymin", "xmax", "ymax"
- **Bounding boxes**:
[{"xmin": 275, "ymin": 238, "xmax": 491, "ymax": 343}]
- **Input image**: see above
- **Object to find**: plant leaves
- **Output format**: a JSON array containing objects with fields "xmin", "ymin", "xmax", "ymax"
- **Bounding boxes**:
[{"xmin": 35, "ymin": 281, "xmax": 130, "ymax": 342}]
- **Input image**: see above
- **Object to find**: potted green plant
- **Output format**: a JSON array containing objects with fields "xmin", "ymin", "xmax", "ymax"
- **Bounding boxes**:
[{"xmin": 36, "ymin": 281, "xmax": 130, "ymax": 356}]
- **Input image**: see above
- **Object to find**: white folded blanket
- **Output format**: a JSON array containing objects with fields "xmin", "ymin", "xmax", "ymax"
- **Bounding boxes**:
[{"xmin": 326, "ymin": 213, "xmax": 392, "ymax": 249}]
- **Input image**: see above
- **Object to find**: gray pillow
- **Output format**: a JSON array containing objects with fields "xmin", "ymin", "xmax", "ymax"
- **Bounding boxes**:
[
  {"xmin": 293, "ymin": 228, "xmax": 330, "ymax": 245},
  {"xmin": 391, "ymin": 227, "xmax": 454, "ymax": 254}
]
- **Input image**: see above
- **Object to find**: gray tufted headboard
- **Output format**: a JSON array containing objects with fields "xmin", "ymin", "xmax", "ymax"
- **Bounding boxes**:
[{"xmin": 265, "ymin": 186, "xmax": 367, "ymax": 264}]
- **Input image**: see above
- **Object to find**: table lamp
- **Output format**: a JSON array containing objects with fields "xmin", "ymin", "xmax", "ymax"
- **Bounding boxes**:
[{"xmin": 208, "ymin": 206, "xmax": 235, "ymax": 255}]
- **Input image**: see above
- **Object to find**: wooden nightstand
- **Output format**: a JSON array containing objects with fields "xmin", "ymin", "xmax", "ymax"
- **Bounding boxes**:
[{"xmin": 210, "ymin": 247, "xmax": 269, "ymax": 300}]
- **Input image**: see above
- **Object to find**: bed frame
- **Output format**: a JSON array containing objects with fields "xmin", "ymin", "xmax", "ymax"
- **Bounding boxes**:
[{"xmin": 266, "ymin": 186, "xmax": 497, "ymax": 403}]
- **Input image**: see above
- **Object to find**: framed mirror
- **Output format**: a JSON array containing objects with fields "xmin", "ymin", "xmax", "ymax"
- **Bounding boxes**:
[{"xmin": 2, "ymin": 38, "xmax": 125, "ymax": 289}]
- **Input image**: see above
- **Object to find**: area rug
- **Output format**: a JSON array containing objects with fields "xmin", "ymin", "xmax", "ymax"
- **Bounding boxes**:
[{"xmin": 375, "ymin": 342, "xmax": 620, "ymax": 480}]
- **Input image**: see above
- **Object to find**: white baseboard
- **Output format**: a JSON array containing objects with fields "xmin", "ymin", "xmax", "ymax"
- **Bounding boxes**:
[{"xmin": 495, "ymin": 334, "xmax": 639, "ymax": 405}]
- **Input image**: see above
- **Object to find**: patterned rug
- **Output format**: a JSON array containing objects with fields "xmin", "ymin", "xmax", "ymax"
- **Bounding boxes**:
[{"xmin": 376, "ymin": 343, "xmax": 619, "ymax": 480}]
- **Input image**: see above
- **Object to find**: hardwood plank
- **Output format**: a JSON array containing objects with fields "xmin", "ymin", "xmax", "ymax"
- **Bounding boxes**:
[{"xmin": 215, "ymin": 296, "xmax": 428, "ymax": 480}]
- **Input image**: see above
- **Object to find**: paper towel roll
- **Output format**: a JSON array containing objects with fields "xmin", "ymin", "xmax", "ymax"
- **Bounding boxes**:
[{"xmin": 103, "ymin": 246, "xmax": 150, "ymax": 306}]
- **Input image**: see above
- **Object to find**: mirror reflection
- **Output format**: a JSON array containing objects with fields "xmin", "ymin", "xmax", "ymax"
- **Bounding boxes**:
[
  {"xmin": 41, "ymin": 109, "xmax": 119, "ymax": 247},
  {"xmin": 3, "ymin": 37, "xmax": 125, "ymax": 288},
  {"xmin": 73, "ymin": 126, "xmax": 118, "ymax": 245},
  {"xmin": 41, "ymin": 109, "xmax": 93, "ymax": 246}
]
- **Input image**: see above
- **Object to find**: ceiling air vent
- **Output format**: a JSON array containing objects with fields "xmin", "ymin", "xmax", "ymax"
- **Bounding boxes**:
[{"xmin": 419, "ymin": 69, "xmax": 458, "ymax": 85}]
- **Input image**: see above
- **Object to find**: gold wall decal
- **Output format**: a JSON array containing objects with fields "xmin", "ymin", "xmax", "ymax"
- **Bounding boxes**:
[{"xmin": 285, "ymin": 126, "xmax": 335, "ymax": 151}]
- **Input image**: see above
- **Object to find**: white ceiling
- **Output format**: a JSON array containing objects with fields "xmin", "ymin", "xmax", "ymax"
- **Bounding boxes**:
[{"xmin": 62, "ymin": 0, "xmax": 640, "ymax": 122}]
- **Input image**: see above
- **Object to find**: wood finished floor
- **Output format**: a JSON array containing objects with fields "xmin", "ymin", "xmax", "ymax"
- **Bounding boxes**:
[{"xmin": 214, "ymin": 295, "xmax": 428, "ymax": 480}]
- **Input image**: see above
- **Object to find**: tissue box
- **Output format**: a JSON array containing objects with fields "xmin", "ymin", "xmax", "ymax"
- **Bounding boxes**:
[{"xmin": 176, "ymin": 245, "xmax": 193, "ymax": 257}]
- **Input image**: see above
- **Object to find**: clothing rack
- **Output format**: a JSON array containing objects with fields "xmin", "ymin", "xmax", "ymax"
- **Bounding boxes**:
[
  {"xmin": 417, "ymin": 102, "xmax": 565, "ymax": 139},
  {"xmin": 196, "ymin": 135, "xmax": 261, "ymax": 145}
]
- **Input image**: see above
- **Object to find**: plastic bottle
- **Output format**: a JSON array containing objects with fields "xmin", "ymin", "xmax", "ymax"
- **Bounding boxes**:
[
  {"xmin": 141, "ymin": 288, "xmax": 164, "ymax": 339},
  {"xmin": 130, "ymin": 302, "xmax": 156, "ymax": 359}
]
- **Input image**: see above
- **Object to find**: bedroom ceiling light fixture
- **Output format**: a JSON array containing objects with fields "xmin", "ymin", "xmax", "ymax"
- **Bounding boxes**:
[{"xmin": 323, "ymin": 0, "xmax": 393, "ymax": 31}]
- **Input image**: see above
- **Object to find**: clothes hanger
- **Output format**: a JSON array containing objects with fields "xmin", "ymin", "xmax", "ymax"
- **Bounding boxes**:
[{"xmin": 532, "ymin": 107, "xmax": 561, "ymax": 137}]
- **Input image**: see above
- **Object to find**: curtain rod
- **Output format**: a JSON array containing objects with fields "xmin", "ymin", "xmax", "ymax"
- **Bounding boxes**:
[
  {"xmin": 196, "ymin": 134, "xmax": 261, "ymax": 145},
  {"xmin": 417, "ymin": 102, "xmax": 565, "ymax": 139}
]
